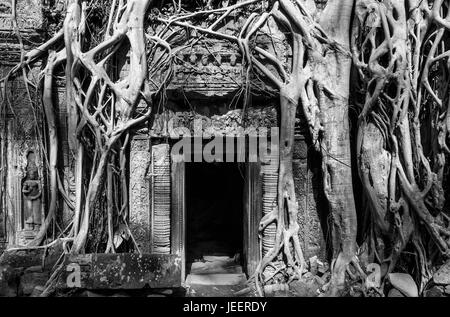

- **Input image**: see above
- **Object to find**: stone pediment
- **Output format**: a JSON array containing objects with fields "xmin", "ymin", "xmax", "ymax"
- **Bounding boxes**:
[
  {"xmin": 168, "ymin": 40, "xmax": 243, "ymax": 99},
  {"xmin": 149, "ymin": 13, "xmax": 289, "ymax": 100}
]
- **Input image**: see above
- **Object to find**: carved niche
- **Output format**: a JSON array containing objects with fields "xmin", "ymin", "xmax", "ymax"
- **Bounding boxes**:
[
  {"xmin": 21, "ymin": 151, "xmax": 42, "ymax": 233},
  {"xmin": 3, "ymin": 77, "xmax": 45, "ymax": 246}
]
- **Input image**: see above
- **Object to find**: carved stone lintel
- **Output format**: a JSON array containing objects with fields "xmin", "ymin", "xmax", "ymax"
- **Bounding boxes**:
[{"xmin": 150, "ymin": 107, "xmax": 278, "ymax": 138}]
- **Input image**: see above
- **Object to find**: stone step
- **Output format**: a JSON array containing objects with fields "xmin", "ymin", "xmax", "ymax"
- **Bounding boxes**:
[
  {"xmin": 433, "ymin": 260, "xmax": 450, "ymax": 285},
  {"xmin": 202, "ymin": 255, "xmax": 234, "ymax": 262},
  {"xmin": 186, "ymin": 284, "xmax": 255, "ymax": 297},
  {"xmin": 190, "ymin": 257, "xmax": 242, "ymax": 274},
  {"xmin": 185, "ymin": 273, "xmax": 247, "ymax": 286},
  {"xmin": 191, "ymin": 262, "xmax": 242, "ymax": 274}
]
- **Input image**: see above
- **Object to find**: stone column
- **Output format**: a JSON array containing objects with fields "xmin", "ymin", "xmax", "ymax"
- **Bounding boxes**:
[{"xmin": 129, "ymin": 135, "xmax": 152, "ymax": 253}]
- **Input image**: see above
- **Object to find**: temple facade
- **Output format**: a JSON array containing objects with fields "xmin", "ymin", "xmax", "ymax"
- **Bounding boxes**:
[{"xmin": 0, "ymin": 0, "xmax": 329, "ymax": 290}]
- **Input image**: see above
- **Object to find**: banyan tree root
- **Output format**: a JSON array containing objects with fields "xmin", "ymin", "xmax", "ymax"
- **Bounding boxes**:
[
  {"xmin": 353, "ymin": 0, "xmax": 450, "ymax": 291},
  {"xmin": 2, "ymin": 0, "xmax": 161, "ymax": 253},
  {"xmin": 69, "ymin": 0, "xmax": 159, "ymax": 253},
  {"xmin": 28, "ymin": 51, "xmax": 63, "ymax": 247},
  {"xmin": 246, "ymin": 0, "xmax": 364, "ymax": 296}
]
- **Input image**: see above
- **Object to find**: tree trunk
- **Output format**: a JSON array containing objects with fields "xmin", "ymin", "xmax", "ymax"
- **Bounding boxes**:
[
  {"xmin": 317, "ymin": 0, "xmax": 359, "ymax": 295},
  {"xmin": 29, "ymin": 51, "xmax": 59, "ymax": 246}
]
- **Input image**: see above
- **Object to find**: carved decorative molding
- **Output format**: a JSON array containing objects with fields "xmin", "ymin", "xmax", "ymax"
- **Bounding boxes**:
[
  {"xmin": 150, "ymin": 107, "xmax": 278, "ymax": 138},
  {"xmin": 168, "ymin": 40, "xmax": 243, "ymax": 97},
  {"xmin": 150, "ymin": 143, "xmax": 171, "ymax": 254},
  {"xmin": 148, "ymin": 13, "xmax": 289, "ymax": 99}
]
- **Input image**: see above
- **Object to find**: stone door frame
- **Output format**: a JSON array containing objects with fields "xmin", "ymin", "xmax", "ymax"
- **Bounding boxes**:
[{"xmin": 169, "ymin": 157, "xmax": 262, "ymax": 283}]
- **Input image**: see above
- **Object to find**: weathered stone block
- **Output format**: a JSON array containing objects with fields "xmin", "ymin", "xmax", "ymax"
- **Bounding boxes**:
[
  {"xmin": 0, "ymin": 241, "xmax": 63, "ymax": 270},
  {"xmin": 289, "ymin": 275, "xmax": 323, "ymax": 297},
  {"xmin": 0, "ymin": 265, "xmax": 20, "ymax": 296},
  {"xmin": 444, "ymin": 285, "xmax": 450, "ymax": 295},
  {"xmin": 58, "ymin": 253, "xmax": 182, "ymax": 290},
  {"xmin": 0, "ymin": 241, "xmax": 64, "ymax": 296},
  {"xmin": 30, "ymin": 285, "xmax": 44, "ymax": 297},
  {"xmin": 423, "ymin": 286, "xmax": 444, "ymax": 297},
  {"xmin": 433, "ymin": 260, "xmax": 450, "ymax": 285},
  {"xmin": 20, "ymin": 271, "xmax": 49, "ymax": 296}
]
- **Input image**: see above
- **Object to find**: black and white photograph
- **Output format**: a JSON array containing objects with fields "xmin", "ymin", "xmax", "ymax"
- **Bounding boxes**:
[{"xmin": 0, "ymin": 0, "xmax": 449, "ymax": 306}]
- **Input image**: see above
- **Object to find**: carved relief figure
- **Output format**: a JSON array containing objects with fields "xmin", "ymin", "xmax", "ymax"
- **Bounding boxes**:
[
  {"xmin": 0, "ymin": 1, "xmax": 12, "ymax": 15},
  {"xmin": 21, "ymin": 151, "xmax": 42, "ymax": 230}
]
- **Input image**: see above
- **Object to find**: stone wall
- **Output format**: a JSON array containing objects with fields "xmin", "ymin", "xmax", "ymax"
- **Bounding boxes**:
[
  {"xmin": 0, "ymin": 241, "xmax": 63, "ymax": 296},
  {"xmin": 0, "ymin": 70, "xmax": 46, "ymax": 247},
  {"xmin": 0, "ymin": 0, "xmax": 45, "ymax": 247},
  {"xmin": 0, "ymin": 1, "xmax": 74, "ymax": 248},
  {"xmin": 293, "ymin": 135, "xmax": 328, "ymax": 261},
  {"xmin": 0, "ymin": 0, "xmax": 45, "ymax": 63}
]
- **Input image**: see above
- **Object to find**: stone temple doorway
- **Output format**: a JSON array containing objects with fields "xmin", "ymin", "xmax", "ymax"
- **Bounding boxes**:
[
  {"xmin": 185, "ymin": 162, "xmax": 245, "ymax": 283},
  {"xmin": 151, "ymin": 140, "xmax": 265, "ymax": 290}
]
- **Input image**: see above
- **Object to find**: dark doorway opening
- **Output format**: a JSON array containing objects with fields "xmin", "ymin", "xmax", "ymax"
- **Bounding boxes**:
[{"xmin": 185, "ymin": 162, "xmax": 244, "ymax": 267}]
